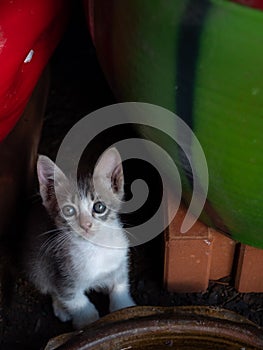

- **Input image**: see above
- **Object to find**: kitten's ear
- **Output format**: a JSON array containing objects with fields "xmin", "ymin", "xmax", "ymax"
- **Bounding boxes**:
[
  {"xmin": 37, "ymin": 155, "xmax": 68, "ymax": 204},
  {"xmin": 93, "ymin": 148, "xmax": 124, "ymax": 195}
]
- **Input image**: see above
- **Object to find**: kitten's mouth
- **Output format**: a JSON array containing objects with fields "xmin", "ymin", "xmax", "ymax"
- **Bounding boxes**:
[{"xmin": 79, "ymin": 229, "xmax": 95, "ymax": 240}]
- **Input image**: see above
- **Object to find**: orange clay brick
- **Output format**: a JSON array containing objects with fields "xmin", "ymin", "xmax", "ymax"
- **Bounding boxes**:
[
  {"xmin": 209, "ymin": 229, "xmax": 236, "ymax": 281},
  {"xmin": 235, "ymin": 244, "xmax": 263, "ymax": 293},
  {"xmin": 164, "ymin": 202, "xmax": 238, "ymax": 293},
  {"xmin": 164, "ymin": 203, "xmax": 263, "ymax": 293},
  {"xmin": 164, "ymin": 205, "xmax": 213, "ymax": 293}
]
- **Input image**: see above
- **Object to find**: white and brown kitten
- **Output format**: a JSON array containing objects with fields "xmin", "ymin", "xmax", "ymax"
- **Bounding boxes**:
[{"xmin": 25, "ymin": 148, "xmax": 135, "ymax": 329}]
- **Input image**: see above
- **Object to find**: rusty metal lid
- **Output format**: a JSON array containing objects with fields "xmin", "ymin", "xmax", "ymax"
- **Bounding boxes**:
[{"xmin": 45, "ymin": 306, "xmax": 263, "ymax": 349}]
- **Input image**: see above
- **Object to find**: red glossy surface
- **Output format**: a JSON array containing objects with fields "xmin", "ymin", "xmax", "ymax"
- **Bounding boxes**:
[
  {"xmin": 230, "ymin": 0, "xmax": 263, "ymax": 10},
  {"xmin": 0, "ymin": 0, "xmax": 70, "ymax": 141}
]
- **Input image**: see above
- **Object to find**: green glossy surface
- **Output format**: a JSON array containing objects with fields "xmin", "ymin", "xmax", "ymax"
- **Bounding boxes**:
[
  {"xmin": 193, "ymin": 0, "xmax": 263, "ymax": 245},
  {"xmin": 92, "ymin": 0, "xmax": 263, "ymax": 247}
]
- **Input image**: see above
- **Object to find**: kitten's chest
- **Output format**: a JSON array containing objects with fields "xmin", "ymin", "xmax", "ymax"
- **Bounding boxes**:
[{"xmin": 72, "ymin": 242, "xmax": 126, "ymax": 284}]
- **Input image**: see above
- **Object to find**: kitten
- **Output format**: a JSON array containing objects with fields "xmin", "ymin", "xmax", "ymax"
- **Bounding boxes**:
[{"xmin": 25, "ymin": 147, "xmax": 135, "ymax": 329}]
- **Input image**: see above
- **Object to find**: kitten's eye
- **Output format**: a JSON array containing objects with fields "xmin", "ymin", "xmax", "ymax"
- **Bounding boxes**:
[
  {"xmin": 93, "ymin": 201, "xmax": 107, "ymax": 214},
  {"xmin": 62, "ymin": 205, "xmax": 76, "ymax": 217}
]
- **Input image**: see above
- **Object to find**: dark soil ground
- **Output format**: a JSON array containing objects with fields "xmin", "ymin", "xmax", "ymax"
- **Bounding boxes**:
[{"xmin": 1, "ymin": 3, "xmax": 263, "ymax": 349}]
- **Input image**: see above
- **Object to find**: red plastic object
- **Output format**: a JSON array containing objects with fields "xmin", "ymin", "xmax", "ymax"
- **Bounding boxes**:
[
  {"xmin": 230, "ymin": 0, "xmax": 263, "ymax": 11},
  {"xmin": 0, "ymin": 0, "xmax": 70, "ymax": 142}
]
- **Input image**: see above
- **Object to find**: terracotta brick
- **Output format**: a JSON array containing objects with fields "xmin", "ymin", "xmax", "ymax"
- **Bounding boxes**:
[
  {"xmin": 164, "ymin": 206, "xmax": 213, "ymax": 293},
  {"xmin": 209, "ymin": 229, "xmax": 236, "ymax": 281},
  {"xmin": 164, "ymin": 203, "xmax": 263, "ymax": 294},
  {"xmin": 235, "ymin": 244, "xmax": 263, "ymax": 293}
]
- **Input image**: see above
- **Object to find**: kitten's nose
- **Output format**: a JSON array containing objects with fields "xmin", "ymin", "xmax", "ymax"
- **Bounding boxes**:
[{"xmin": 80, "ymin": 221, "xmax": 92, "ymax": 232}]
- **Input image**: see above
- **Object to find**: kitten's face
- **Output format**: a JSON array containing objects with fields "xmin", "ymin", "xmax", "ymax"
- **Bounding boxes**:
[{"xmin": 37, "ymin": 148, "xmax": 124, "ymax": 241}]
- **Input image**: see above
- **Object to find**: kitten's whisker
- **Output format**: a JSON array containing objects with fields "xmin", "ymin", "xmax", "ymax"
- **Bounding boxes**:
[
  {"xmin": 39, "ymin": 228, "xmax": 62, "ymax": 237},
  {"xmin": 39, "ymin": 235, "xmax": 68, "ymax": 257},
  {"xmin": 99, "ymin": 221, "xmax": 125, "ymax": 230},
  {"xmin": 38, "ymin": 230, "xmax": 71, "ymax": 259},
  {"xmin": 122, "ymin": 227, "xmax": 140, "ymax": 242},
  {"xmin": 120, "ymin": 222, "xmax": 134, "ymax": 228}
]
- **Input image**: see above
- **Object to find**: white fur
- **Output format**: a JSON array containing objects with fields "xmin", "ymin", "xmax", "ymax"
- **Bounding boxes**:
[{"xmin": 49, "ymin": 227, "xmax": 135, "ymax": 329}]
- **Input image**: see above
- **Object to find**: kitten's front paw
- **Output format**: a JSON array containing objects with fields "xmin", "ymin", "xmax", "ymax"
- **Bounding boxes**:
[
  {"xmin": 72, "ymin": 304, "xmax": 99, "ymax": 330},
  {"xmin": 52, "ymin": 298, "xmax": 72, "ymax": 322},
  {"xmin": 110, "ymin": 295, "xmax": 136, "ymax": 313}
]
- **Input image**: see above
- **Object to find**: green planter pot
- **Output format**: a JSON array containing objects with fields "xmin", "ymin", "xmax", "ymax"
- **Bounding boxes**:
[{"xmin": 87, "ymin": 0, "xmax": 263, "ymax": 247}]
